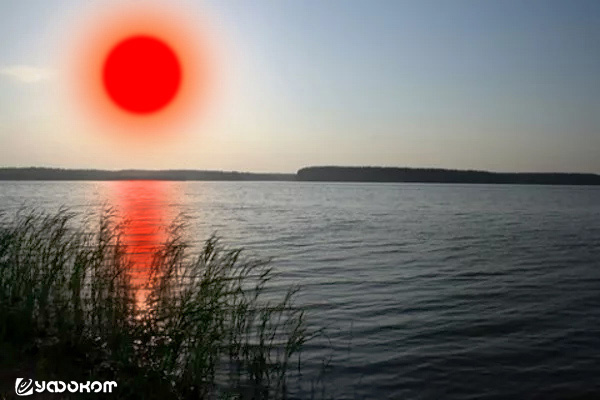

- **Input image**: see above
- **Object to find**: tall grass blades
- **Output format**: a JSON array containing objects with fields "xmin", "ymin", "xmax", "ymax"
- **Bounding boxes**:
[{"xmin": 0, "ymin": 209, "xmax": 310, "ymax": 399}]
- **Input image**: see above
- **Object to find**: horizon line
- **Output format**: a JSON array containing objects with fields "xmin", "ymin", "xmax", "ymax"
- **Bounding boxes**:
[{"xmin": 1, "ymin": 165, "xmax": 599, "ymax": 176}]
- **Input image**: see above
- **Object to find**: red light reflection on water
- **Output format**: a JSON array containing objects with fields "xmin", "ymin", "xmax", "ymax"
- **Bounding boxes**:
[{"xmin": 111, "ymin": 180, "xmax": 175, "ymax": 309}]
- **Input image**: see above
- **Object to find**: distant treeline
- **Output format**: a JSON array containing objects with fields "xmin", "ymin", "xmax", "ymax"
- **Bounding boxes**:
[
  {"xmin": 297, "ymin": 166, "xmax": 600, "ymax": 185},
  {"xmin": 2, "ymin": 166, "xmax": 600, "ymax": 185},
  {"xmin": 0, "ymin": 168, "xmax": 295, "ymax": 181}
]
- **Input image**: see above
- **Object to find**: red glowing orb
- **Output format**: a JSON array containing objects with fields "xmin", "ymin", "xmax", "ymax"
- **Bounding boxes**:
[
  {"xmin": 103, "ymin": 35, "xmax": 182, "ymax": 114},
  {"xmin": 65, "ymin": 3, "xmax": 219, "ymax": 138}
]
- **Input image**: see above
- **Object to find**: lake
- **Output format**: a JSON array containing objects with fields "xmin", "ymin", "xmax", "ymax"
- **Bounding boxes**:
[{"xmin": 1, "ymin": 181, "xmax": 600, "ymax": 399}]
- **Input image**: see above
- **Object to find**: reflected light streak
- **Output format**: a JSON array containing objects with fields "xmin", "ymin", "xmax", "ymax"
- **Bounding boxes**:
[{"xmin": 111, "ymin": 180, "xmax": 177, "ymax": 310}]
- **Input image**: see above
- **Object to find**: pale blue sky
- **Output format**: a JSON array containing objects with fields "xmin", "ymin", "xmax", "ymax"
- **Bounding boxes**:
[{"xmin": 0, "ymin": 0, "xmax": 599, "ymax": 173}]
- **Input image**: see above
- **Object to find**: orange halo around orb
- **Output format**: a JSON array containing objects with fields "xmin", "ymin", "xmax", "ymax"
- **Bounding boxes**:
[{"xmin": 67, "ymin": 4, "xmax": 215, "ymax": 138}]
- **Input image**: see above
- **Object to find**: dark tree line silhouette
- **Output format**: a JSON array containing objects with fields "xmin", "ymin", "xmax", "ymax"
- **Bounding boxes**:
[
  {"xmin": 296, "ymin": 166, "xmax": 600, "ymax": 185},
  {"xmin": 1, "ymin": 166, "xmax": 599, "ymax": 185},
  {"xmin": 0, "ymin": 168, "xmax": 294, "ymax": 181}
]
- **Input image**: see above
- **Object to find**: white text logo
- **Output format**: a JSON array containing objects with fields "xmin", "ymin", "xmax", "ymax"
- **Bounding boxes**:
[
  {"xmin": 15, "ymin": 378, "xmax": 33, "ymax": 396},
  {"xmin": 15, "ymin": 379, "xmax": 117, "ymax": 396}
]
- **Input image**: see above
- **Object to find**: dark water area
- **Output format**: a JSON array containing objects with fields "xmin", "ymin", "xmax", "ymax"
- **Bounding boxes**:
[{"xmin": 1, "ymin": 181, "xmax": 600, "ymax": 399}]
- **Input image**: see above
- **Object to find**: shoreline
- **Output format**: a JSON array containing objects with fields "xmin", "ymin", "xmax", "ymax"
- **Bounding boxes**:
[{"xmin": 1, "ymin": 166, "xmax": 599, "ymax": 185}]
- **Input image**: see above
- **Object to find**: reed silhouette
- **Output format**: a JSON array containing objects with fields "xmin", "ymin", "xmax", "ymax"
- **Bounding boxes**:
[{"xmin": 0, "ymin": 209, "xmax": 314, "ymax": 399}]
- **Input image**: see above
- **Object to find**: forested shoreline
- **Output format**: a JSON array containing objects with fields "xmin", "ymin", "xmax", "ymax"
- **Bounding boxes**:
[{"xmin": 1, "ymin": 166, "xmax": 599, "ymax": 185}]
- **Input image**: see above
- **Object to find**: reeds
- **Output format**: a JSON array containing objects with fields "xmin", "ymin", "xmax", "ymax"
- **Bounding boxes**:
[{"xmin": 0, "ymin": 209, "xmax": 310, "ymax": 399}]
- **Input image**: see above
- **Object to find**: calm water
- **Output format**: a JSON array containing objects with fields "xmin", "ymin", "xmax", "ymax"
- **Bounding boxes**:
[{"xmin": 2, "ymin": 181, "xmax": 600, "ymax": 399}]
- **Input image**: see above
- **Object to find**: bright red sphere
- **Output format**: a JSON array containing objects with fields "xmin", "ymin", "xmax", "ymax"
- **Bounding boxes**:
[{"xmin": 102, "ymin": 35, "xmax": 182, "ymax": 114}]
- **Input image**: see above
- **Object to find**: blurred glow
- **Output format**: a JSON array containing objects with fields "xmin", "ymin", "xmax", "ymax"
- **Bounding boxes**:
[{"xmin": 63, "ymin": 2, "xmax": 218, "ymax": 141}]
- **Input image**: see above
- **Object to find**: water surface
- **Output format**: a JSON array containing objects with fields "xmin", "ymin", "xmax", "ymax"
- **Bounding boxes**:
[{"xmin": 2, "ymin": 181, "xmax": 600, "ymax": 399}]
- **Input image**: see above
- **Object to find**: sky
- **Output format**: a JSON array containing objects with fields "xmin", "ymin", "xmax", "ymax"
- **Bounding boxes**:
[{"xmin": 0, "ymin": 0, "xmax": 599, "ymax": 173}]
